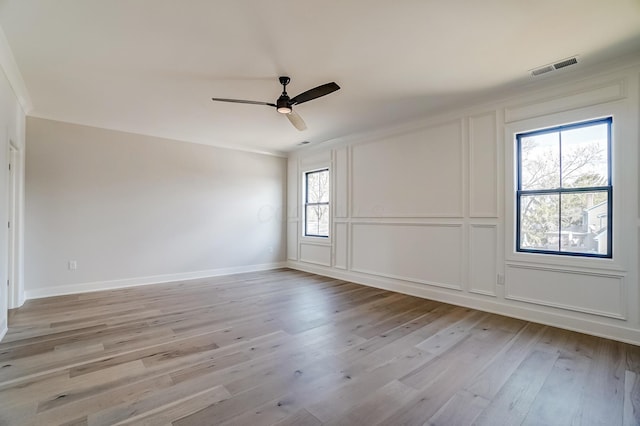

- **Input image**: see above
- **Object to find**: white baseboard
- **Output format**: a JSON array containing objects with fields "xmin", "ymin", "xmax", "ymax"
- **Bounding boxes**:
[
  {"xmin": 25, "ymin": 262, "xmax": 287, "ymax": 300},
  {"xmin": 0, "ymin": 325, "xmax": 7, "ymax": 342},
  {"xmin": 288, "ymin": 261, "xmax": 640, "ymax": 346}
]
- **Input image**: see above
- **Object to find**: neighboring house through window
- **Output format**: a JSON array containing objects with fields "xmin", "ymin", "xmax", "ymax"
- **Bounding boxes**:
[
  {"xmin": 516, "ymin": 117, "xmax": 612, "ymax": 258},
  {"xmin": 304, "ymin": 168, "xmax": 330, "ymax": 237}
]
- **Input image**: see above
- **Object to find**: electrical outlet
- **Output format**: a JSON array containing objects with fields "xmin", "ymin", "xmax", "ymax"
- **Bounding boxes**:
[
  {"xmin": 68, "ymin": 260, "xmax": 77, "ymax": 271},
  {"xmin": 268, "ymin": 246, "xmax": 274, "ymax": 253},
  {"xmin": 497, "ymin": 273, "xmax": 505, "ymax": 285}
]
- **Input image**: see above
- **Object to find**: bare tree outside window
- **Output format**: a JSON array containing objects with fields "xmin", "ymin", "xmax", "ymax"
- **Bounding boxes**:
[
  {"xmin": 305, "ymin": 169, "xmax": 330, "ymax": 237},
  {"xmin": 517, "ymin": 118, "xmax": 612, "ymax": 257}
]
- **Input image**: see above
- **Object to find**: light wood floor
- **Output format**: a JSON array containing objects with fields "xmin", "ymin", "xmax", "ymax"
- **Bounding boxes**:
[{"xmin": 1, "ymin": 269, "xmax": 639, "ymax": 426}]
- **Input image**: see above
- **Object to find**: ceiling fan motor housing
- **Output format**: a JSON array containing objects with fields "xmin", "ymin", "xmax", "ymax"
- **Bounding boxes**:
[{"xmin": 277, "ymin": 95, "xmax": 292, "ymax": 113}]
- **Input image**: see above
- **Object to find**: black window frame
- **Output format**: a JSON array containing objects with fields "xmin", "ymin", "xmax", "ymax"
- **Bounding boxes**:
[
  {"xmin": 304, "ymin": 168, "xmax": 330, "ymax": 238},
  {"xmin": 516, "ymin": 117, "xmax": 613, "ymax": 258}
]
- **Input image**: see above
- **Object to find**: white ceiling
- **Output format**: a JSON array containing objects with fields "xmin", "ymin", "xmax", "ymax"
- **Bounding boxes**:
[{"xmin": 1, "ymin": 0, "xmax": 639, "ymax": 155}]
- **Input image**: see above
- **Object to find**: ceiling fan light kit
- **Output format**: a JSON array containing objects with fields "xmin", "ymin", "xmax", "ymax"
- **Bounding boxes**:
[{"xmin": 212, "ymin": 76, "xmax": 340, "ymax": 131}]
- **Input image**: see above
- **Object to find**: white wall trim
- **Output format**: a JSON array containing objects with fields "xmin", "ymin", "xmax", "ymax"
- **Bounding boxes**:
[
  {"xmin": 504, "ymin": 263, "xmax": 626, "ymax": 320},
  {"xmin": 468, "ymin": 224, "xmax": 498, "ymax": 297},
  {"xmin": 25, "ymin": 262, "xmax": 286, "ymax": 300},
  {"xmin": 287, "ymin": 261, "xmax": 640, "ymax": 346},
  {"xmin": 468, "ymin": 111, "xmax": 499, "ymax": 218},
  {"xmin": 0, "ymin": 325, "xmax": 7, "ymax": 342},
  {"xmin": 0, "ymin": 26, "xmax": 32, "ymax": 113}
]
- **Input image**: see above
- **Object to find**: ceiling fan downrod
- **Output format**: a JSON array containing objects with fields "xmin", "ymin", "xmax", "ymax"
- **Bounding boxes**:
[{"xmin": 277, "ymin": 76, "xmax": 292, "ymax": 114}]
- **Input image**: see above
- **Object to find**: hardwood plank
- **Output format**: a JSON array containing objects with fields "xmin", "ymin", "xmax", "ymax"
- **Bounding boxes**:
[
  {"xmin": 305, "ymin": 347, "xmax": 436, "ymax": 423},
  {"xmin": 350, "ymin": 300, "xmax": 439, "ymax": 340},
  {"xmin": 0, "ymin": 268, "xmax": 637, "ymax": 426},
  {"xmin": 465, "ymin": 322, "xmax": 547, "ymax": 399},
  {"xmin": 520, "ymin": 333, "xmax": 596, "ymax": 425},
  {"xmin": 113, "ymin": 385, "xmax": 230, "ymax": 425},
  {"xmin": 414, "ymin": 309, "xmax": 487, "ymax": 355},
  {"xmin": 427, "ymin": 389, "xmax": 489, "ymax": 426},
  {"xmin": 172, "ymin": 359, "xmax": 339, "ymax": 425},
  {"xmin": 336, "ymin": 304, "xmax": 457, "ymax": 363},
  {"xmin": 34, "ymin": 374, "xmax": 174, "ymax": 425},
  {"xmin": 273, "ymin": 409, "xmax": 322, "ymax": 426},
  {"xmin": 36, "ymin": 361, "xmax": 148, "ymax": 413},
  {"xmin": 322, "ymin": 380, "xmax": 419, "ymax": 426},
  {"xmin": 473, "ymin": 349, "xmax": 559, "ymax": 426},
  {"xmin": 379, "ymin": 317, "xmax": 520, "ymax": 425},
  {"xmin": 624, "ymin": 370, "xmax": 640, "ymax": 426},
  {"xmin": 575, "ymin": 338, "xmax": 625, "ymax": 425}
]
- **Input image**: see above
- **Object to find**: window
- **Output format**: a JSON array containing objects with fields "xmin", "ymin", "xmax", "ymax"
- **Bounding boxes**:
[
  {"xmin": 304, "ymin": 168, "xmax": 330, "ymax": 237},
  {"xmin": 516, "ymin": 117, "xmax": 612, "ymax": 258}
]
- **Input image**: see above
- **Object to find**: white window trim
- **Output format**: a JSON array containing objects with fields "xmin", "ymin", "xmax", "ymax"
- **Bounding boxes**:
[
  {"xmin": 504, "ymin": 102, "xmax": 628, "ymax": 273},
  {"xmin": 301, "ymin": 165, "xmax": 332, "ymax": 244}
]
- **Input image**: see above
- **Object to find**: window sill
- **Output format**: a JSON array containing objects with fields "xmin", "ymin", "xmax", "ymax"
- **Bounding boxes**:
[
  {"xmin": 300, "ymin": 235, "xmax": 332, "ymax": 245},
  {"xmin": 505, "ymin": 251, "xmax": 626, "ymax": 276}
]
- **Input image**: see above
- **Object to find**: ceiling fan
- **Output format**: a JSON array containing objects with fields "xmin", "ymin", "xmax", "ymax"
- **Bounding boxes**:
[{"xmin": 211, "ymin": 76, "xmax": 340, "ymax": 131}]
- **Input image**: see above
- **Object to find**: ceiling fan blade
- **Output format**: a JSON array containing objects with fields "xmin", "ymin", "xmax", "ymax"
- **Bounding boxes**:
[
  {"xmin": 286, "ymin": 110, "xmax": 307, "ymax": 131},
  {"xmin": 211, "ymin": 98, "xmax": 276, "ymax": 107},
  {"xmin": 290, "ymin": 82, "xmax": 340, "ymax": 105}
]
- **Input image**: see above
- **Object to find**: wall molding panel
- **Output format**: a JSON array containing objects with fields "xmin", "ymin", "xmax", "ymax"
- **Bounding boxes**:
[
  {"xmin": 350, "ymin": 120, "xmax": 464, "ymax": 218},
  {"xmin": 287, "ymin": 220, "xmax": 299, "ymax": 261},
  {"xmin": 350, "ymin": 222, "xmax": 463, "ymax": 290},
  {"xmin": 333, "ymin": 222, "xmax": 348, "ymax": 270},
  {"xmin": 468, "ymin": 112, "xmax": 498, "ymax": 218},
  {"xmin": 333, "ymin": 147, "xmax": 349, "ymax": 218},
  {"xmin": 299, "ymin": 242, "xmax": 332, "ymax": 267},
  {"xmin": 287, "ymin": 158, "xmax": 299, "ymax": 219},
  {"xmin": 469, "ymin": 224, "xmax": 498, "ymax": 297},
  {"xmin": 505, "ymin": 264, "xmax": 626, "ymax": 320}
]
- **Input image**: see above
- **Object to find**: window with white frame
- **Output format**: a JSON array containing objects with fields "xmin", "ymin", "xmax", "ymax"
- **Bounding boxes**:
[
  {"xmin": 304, "ymin": 168, "xmax": 330, "ymax": 237},
  {"xmin": 516, "ymin": 117, "xmax": 612, "ymax": 258}
]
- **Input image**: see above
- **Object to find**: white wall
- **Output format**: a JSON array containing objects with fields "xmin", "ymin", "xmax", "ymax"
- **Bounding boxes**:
[
  {"xmin": 0, "ymin": 66, "xmax": 26, "ymax": 340},
  {"xmin": 288, "ymin": 57, "xmax": 640, "ymax": 344},
  {"xmin": 25, "ymin": 118, "xmax": 286, "ymax": 298}
]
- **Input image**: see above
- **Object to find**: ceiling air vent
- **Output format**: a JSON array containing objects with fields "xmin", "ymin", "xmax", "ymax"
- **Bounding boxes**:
[
  {"xmin": 531, "ymin": 65, "xmax": 555, "ymax": 76},
  {"xmin": 553, "ymin": 57, "xmax": 578, "ymax": 70},
  {"xmin": 530, "ymin": 56, "xmax": 579, "ymax": 77}
]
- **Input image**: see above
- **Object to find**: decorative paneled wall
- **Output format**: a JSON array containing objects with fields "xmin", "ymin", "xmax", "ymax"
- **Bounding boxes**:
[
  {"xmin": 288, "ymin": 61, "xmax": 640, "ymax": 344},
  {"xmin": 289, "ymin": 115, "xmax": 498, "ymax": 298}
]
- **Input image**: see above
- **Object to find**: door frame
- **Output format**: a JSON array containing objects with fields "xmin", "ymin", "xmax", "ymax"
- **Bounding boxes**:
[{"xmin": 7, "ymin": 141, "xmax": 19, "ymax": 309}]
